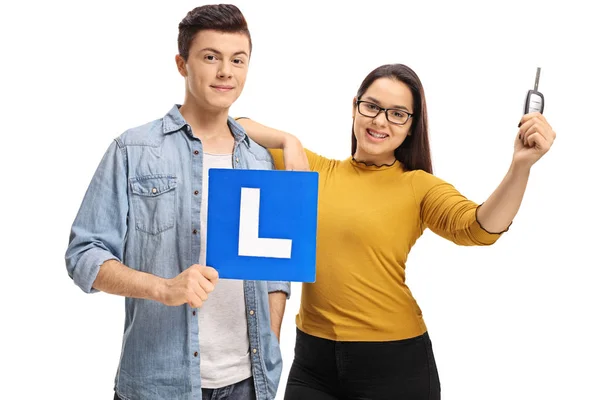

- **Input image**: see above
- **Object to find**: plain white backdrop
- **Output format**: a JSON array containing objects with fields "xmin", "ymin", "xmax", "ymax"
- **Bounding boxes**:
[{"xmin": 1, "ymin": 0, "xmax": 598, "ymax": 399}]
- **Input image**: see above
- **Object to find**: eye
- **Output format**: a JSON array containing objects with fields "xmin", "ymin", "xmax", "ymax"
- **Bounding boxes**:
[
  {"xmin": 232, "ymin": 58, "xmax": 244, "ymax": 65},
  {"xmin": 205, "ymin": 54, "xmax": 218, "ymax": 62},
  {"xmin": 366, "ymin": 103, "xmax": 379, "ymax": 111},
  {"xmin": 392, "ymin": 110, "xmax": 407, "ymax": 118}
]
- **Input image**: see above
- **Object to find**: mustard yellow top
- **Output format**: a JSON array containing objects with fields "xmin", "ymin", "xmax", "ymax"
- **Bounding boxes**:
[{"xmin": 270, "ymin": 149, "xmax": 504, "ymax": 342}]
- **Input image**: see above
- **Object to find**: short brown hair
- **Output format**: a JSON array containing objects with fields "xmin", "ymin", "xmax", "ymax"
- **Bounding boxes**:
[{"xmin": 178, "ymin": 4, "xmax": 252, "ymax": 61}]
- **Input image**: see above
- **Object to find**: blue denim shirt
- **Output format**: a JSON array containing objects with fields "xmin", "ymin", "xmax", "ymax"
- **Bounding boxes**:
[{"xmin": 65, "ymin": 105, "xmax": 290, "ymax": 400}]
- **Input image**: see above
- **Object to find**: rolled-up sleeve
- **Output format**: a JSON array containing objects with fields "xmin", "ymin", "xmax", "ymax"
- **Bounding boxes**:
[
  {"xmin": 65, "ymin": 139, "xmax": 129, "ymax": 293},
  {"xmin": 267, "ymin": 281, "xmax": 291, "ymax": 299}
]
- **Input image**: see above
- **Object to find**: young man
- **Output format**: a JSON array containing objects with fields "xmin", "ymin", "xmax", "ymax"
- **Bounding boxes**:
[{"xmin": 65, "ymin": 5, "xmax": 289, "ymax": 400}]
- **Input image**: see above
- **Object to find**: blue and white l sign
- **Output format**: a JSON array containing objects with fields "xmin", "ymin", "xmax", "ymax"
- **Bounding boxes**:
[{"xmin": 206, "ymin": 169, "xmax": 318, "ymax": 282}]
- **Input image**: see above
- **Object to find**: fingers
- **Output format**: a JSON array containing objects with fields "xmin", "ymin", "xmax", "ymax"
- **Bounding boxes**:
[
  {"xmin": 193, "ymin": 266, "xmax": 217, "ymax": 304},
  {"xmin": 178, "ymin": 265, "xmax": 218, "ymax": 308},
  {"xmin": 197, "ymin": 276, "xmax": 215, "ymax": 300},
  {"xmin": 521, "ymin": 131, "xmax": 553, "ymax": 154},
  {"xmin": 201, "ymin": 266, "xmax": 219, "ymax": 283},
  {"xmin": 283, "ymin": 141, "xmax": 310, "ymax": 172},
  {"xmin": 519, "ymin": 111, "xmax": 547, "ymax": 126},
  {"xmin": 292, "ymin": 152, "xmax": 310, "ymax": 171},
  {"xmin": 525, "ymin": 131, "xmax": 543, "ymax": 148},
  {"xmin": 520, "ymin": 121, "xmax": 539, "ymax": 146},
  {"xmin": 188, "ymin": 293, "xmax": 204, "ymax": 308},
  {"xmin": 518, "ymin": 114, "xmax": 554, "ymax": 146},
  {"xmin": 301, "ymin": 155, "xmax": 310, "ymax": 171},
  {"xmin": 186, "ymin": 274, "xmax": 207, "ymax": 308},
  {"xmin": 285, "ymin": 159, "xmax": 310, "ymax": 172}
]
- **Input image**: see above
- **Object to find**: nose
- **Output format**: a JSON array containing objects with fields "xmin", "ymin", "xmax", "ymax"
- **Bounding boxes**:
[
  {"xmin": 218, "ymin": 62, "xmax": 232, "ymax": 79},
  {"xmin": 372, "ymin": 111, "xmax": 387, "ymax": 127}
]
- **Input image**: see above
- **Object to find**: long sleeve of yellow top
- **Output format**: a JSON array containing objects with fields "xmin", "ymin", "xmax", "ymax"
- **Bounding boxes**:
[{"xmin": 270, "ymin": 148, "xmax": 505, "ymax": 341}]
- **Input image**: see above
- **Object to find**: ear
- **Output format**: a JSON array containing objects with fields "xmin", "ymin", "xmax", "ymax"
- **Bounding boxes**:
[
  {"xmin": 352, "ymin": 96, "xmax": 358, "ymax": 118},
  {"xmin": 175, "ymin": 54, "xmax": 187, "ymax": 77}
]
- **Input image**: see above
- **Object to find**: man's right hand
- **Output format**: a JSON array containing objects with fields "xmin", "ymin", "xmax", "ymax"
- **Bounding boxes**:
[{"xmin": 160, "ymin": 265, "xmax": 219, "ymax": 308}]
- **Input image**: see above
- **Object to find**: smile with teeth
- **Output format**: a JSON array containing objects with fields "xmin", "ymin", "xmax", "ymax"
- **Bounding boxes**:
[{"xmin": 367, "ymin": 129, "xmax": 388, "ymax": 139}]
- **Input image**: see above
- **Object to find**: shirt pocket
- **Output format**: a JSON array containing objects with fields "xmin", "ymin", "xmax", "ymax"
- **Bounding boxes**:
[{"xmin": 130, "ymin": 174, "xmax": 177, "ymax": 235}]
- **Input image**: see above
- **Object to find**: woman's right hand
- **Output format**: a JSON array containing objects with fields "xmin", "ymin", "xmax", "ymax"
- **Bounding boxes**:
[
  {"xmin": 237, "ymin": 118, "xmax": 310, "ymax": 170},
  {"xmin": 282, "ymin": 135, "xmax": 310, "ymax": 171}
]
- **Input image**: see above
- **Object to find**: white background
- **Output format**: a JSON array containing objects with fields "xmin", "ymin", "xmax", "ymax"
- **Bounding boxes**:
[{"xmin": 1, "ymin": 0, "xmax": 598, "ymax": 399}]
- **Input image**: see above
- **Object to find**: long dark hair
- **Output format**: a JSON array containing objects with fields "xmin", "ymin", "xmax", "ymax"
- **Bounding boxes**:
[{"xmin": 352, "ymin": 64, "xmax": 433, "ymax": 173}]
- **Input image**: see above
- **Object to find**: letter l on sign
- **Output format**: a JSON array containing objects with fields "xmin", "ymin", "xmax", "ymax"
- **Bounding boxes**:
[{"xmin": 238, "ymin": 187, "xmax": 292, "ymax": 258}]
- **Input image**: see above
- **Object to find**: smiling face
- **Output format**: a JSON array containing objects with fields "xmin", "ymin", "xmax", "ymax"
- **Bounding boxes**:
[
  {"xmin": 176, "ymin": 29, "xmax": 250, "ymax": 112},
  {"xmin": 352, "ymin": 77, "xmax": 414, "ymax": 165}
]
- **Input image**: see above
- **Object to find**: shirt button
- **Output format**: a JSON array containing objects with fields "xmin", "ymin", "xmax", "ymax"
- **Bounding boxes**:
[
  {"xmin": 249, "ymin": 310, "xmax": 254, "ymax": 315},
  {"xmin": 192, "ymin": 229, "xmax": 198, "ymax": 235},
  {"xmin": 192, "ymin": 310, "xmax": 196, "ymax": 316},
  {"xmin": 151, "ymin": 187, "xmax": 157, "ymax": 194},
  {"xmin": 194, "ymin": 352, "xmax": 198, "ymax": 357},
  {"xmin": 194, "ymin": 150, "xmax": 199, "ymax": 155},
  {"xmin": 252, "ymin": 349, "xmax": 257, "ymax": 354},
  {"xmin": 235, "ymin": 157, "xmax": 239, "ymax": 163},
  {"xmin": 194, "ymin": 190, "xmax": 199, "ymax": 195}
]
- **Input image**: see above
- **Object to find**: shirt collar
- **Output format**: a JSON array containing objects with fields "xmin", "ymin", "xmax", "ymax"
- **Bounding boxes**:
[{"xmin": 162, "ymin": 104, "xmax": 250, "ymax": 147}]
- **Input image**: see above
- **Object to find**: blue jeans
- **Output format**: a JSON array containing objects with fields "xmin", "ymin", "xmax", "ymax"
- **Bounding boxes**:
[
  {"xmin": 202, "ymin": 377, "xmax": 256, "ymax": 400},
  {"xmin": 114, "ymin": 377, "xmax": 256, "ymax": 400}
]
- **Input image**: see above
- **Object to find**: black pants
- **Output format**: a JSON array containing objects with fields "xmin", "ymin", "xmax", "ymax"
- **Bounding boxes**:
[{"xmin": 284, "ymin": 328, "xmax": 441, "ymax": 400}]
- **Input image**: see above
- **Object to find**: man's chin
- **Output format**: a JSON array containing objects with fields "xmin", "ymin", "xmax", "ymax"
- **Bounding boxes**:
[{"xmin": 207, "ymin": 99, "xmax": 236, "ymax": 111}]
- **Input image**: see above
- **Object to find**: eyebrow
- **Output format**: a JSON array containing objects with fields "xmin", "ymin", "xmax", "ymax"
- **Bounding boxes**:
[
  {"xmin": 199, "ymin": 47, "xmax": 249, "ymax": 57},
  {"xmin": 365, "ymin": 96, "xmax": 410, "ymax": 111}
]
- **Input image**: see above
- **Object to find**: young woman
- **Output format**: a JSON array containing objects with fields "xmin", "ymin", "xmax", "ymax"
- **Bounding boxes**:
[{"xmin": 237, "ymin": 63, "xmax": 556, "ymax": 400}]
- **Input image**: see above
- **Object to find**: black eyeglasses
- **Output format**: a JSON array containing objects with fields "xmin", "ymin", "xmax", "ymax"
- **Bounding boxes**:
[{"xmin": 355, "ymin": 100, "xmax": 413, "ymax": 126}]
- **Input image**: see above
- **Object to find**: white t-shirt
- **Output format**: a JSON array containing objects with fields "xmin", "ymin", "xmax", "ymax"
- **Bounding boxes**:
[{"xmin": 198, "ymin": 152, "xmax": 251, "ymax": 388}]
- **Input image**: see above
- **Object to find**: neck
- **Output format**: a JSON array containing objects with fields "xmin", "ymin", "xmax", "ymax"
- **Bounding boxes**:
[
  {"xmin": 179, "ymin": 95, "xmax": 230, "ymax": 140},
  {"xmin": 353, "ymin": 149, "xmax": 396, "ymax": 166}
]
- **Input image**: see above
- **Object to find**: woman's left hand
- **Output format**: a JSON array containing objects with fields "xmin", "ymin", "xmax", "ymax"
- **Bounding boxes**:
[{"xmin": 513, "ymin": 112, "xmax": 556, "ymax": 168}]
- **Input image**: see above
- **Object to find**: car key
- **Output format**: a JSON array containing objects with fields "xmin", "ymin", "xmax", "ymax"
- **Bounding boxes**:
[{"xmin": 524, "ymin": 67, "xmax": 544, "ymax": 114}]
